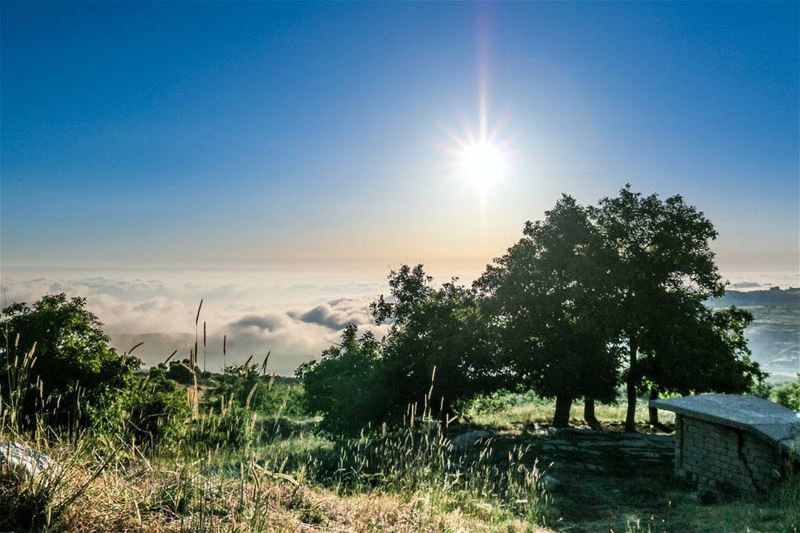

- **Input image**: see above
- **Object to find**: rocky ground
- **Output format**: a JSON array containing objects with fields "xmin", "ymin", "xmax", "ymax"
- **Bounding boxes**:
[{"xmin": 454, "ymin": 425, "xmax": 681, "ymax": 530}]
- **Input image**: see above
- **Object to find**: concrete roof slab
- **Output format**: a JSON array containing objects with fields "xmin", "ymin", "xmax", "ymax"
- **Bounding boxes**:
[{"xmin": 650, "ymin": 393, "xmax": 800, "ymax": 453}]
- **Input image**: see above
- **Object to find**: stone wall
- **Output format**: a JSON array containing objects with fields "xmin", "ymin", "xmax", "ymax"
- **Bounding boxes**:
[{"xmin": 675, "ymin": 415, "xmax": 783, "ymax": 493}]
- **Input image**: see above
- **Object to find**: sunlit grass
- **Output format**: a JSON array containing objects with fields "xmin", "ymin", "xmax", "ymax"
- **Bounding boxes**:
[{"xmin": 463, "ymin": 391, "xmax": 675, "ymax": 432}]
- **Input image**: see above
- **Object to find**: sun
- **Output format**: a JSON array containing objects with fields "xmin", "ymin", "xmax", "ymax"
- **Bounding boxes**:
[{"xmin": 457, "ymin": 137, "xmax": 507, "ymax": 191}]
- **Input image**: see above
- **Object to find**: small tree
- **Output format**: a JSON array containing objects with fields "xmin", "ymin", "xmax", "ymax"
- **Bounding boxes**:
[
  {"xmin": 772, "ymin": 375, "xmax": 800, "ymax": 411},
  {"xmin": 166, "ymin": 359, "xmax": 200, "ymax": 385},
  {"xmin": 373, "ymin": 265, "xmax": 503, "ymax": 419},
  {"xmin": 298, "ymin": 324, "xmax": 387, "ymax": 434},
  {"xmin": 124, "ymin": 365, "xmax": 191, "ymax": 447},
  {"xmin": 209, "ymin": 361, "xmax": 304, "ymax": 417},
  {"xmin": 0, "ymin": 294, "xmax": 140, "ymax": 429}
]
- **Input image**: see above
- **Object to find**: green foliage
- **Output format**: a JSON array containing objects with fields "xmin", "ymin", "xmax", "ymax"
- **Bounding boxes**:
[
  {"xmin": 165, "ymin": 359, "xmax": 199, "ymax": 385},
  {"xmin": 588, "ymin": 186, "xmax": 753, "ymax": 429},
  {"xmin": 299, "ymin": 324, "xmax": 386, "ymax": 434},
  {"xmin": 640, "ymin": 300, "xmax": 764, "ymax": 395},
  {"xmin": 748, "ymin": 378, "xmax": 773, "ymax": 400},
  {"xmin": 190, "ymin": 405, "xmax": 255, "ymax": 450},
  {"xmin": 771, "ymin": 375, "xmax": 800, "ymax": 411},
  {"xmin": 209, "ymin": 362, "xmax": 305, "ymax": 417},
  {"xmin": 462, "ymin": 389, "xmax": 542, "ymax": 414},
  {"xmin": 123, "ymin": 366, "xmax": 191, "ymax": 447},
  {"xmin": 476, "ymin": 196, "xmax": 621, "ymax": 423},
  {"xmin": 374, "ymin": 265, "xmax": 502, "ymax": 418},
  {"xmin": 0, "ymin": 294, "xmax": 140, "ymax": 429},
  {"xmin": 303, "ymin": 264, "xmax": 503, "ymax": 434},
  {"xmin": 304, "ymin": 188, "xmax": 767, "ymax": 431}
]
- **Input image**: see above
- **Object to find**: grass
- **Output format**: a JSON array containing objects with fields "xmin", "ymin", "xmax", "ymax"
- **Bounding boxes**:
[
  {"xmin": 0, "ymin": 408, "xmax": 553, "ymax": 532},
  {"xmin": 1, "ymin": 389, "xmax": 798, "ymax": 532},
  {"xmin": 0, "ymin": 350, "xmax": 794, "ymax": 533},
  {"xmin": 463, "ymin": 390, "xmax": 675, "ymax": 433},
  {"xmin": 592, "ymin": 476, "xmax": 800, "ymax": 532}
]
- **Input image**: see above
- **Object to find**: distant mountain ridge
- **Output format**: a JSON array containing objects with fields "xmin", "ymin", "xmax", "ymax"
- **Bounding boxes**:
[{"xmin": 711, "ymin": 287, "xmax": 800, "ymax": 308}]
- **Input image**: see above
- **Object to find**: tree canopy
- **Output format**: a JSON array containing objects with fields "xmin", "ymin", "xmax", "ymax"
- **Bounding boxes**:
[
  {"xmin": 373, "ymin": 265, "xmax": 501, "ymax": 418},
  {"xmin": 290, "ymin": 186, "xmax": 765, "ymax": 433},
  {"xmin": 589, "ymin": 185, "xmax": 756, "ymax": 430},
  {"xmin": 476, "ymin": 196, "xmax": 620, "ymax": 427},
  {"xmin": 1, "ymin": 293, "xmax": 140, "ymax": 428}
]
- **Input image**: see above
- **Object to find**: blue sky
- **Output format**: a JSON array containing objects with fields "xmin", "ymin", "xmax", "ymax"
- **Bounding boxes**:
[{"xmin": 2, "ymin": 1, "xmax": 798, "ymax": 277}]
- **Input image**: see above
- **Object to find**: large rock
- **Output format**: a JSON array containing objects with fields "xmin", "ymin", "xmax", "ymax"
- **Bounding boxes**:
[
  {"xmin": 0, "ymin": 441, "xmax": 55, "ymax": 480},
  {"xmin": 450, "ymin": 430, "xmax": 492, "ymax": 452}
]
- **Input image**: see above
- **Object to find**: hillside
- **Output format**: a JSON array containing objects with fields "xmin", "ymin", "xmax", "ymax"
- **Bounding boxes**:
[
  {"xmin": 711, "ymin": 287, "xmax": 800, "ymax": 308},
  {"xmin": 709, "ymin": 288, "xmax": 800, "ymax": 381}
]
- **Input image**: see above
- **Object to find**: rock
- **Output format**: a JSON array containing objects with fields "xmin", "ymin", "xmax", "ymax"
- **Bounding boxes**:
[
  {"xmin": 584, "ymin": 463, "xmax": 606, "ymax": 473},
  {"xmin": 0, "ymin": 441, "xmax": 55, "ymax": 480},
  {"xmin": 450, "ymin": 430, "xmax": 492, "ymax": 451},
  {"xmin": 543, "ymin": 475, "xmax": 561, "ymax": 489}
]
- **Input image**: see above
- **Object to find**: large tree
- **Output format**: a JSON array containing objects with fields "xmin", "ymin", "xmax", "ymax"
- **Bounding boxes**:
[
  {"xmin": 477, "ymin": 196, "xmax": 620, "ymax": 427},
  {"xmin": 591, "ymin": 186, "xmax": 733, "ymax": 431}
]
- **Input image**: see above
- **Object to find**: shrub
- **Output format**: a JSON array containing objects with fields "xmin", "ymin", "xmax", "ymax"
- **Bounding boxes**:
[
  {"xmin": 772, "ymin": 375, "xmax": 800, "ymax": 411},
  {"xmin": 165, "ymin": 359, "xmax": 198, "ymax": 386},
  {"xmin": 299, "ymin": 324, "xmax": 387, "ymax": 435},
  {"xmin": 463, "ymin": 389, "xmax": 542, "ymax": 414},
  {"xmin": 123, "ymin": 367, "xmax": 191, "ymax": 448},
  {"xmin": 190, "ymin": 405, "xmax": 255, "ymax": 450},
  {"xmin": 208, "ymin": 363, "xmax": 306, "ymax": 417},
  {"xmin": 0, "ymin": 294, "xmax": 140, "ymax": 430}
]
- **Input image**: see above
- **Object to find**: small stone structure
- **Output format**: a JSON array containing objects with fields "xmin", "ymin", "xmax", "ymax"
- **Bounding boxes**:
[{"xmin": 651, "ymin": 394, "xmax": 800, "ymax": 493}]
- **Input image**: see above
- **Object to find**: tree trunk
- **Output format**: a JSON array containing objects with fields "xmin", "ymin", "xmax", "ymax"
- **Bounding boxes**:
[
  {"xmin": 625, "ymin": 337, "xmax": 639, "ymax": 433},
  {"xmin": 553, "ymin": 395, "xmax": 572, "ymax": 428},
  {"xmin": 584, "ymin": 398, "xmax": 602, "ymax": 430},
  {"xmin": 648, "ymin": 387, "xmax": 660, "ymax": 426}
]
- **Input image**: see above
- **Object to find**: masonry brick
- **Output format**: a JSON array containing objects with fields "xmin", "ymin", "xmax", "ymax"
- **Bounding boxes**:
[{"xmin": 660, "ymin": 405, "xmax": 795, "ymax": 494}]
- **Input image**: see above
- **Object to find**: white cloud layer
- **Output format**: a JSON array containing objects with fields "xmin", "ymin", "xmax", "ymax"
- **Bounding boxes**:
[{"xmin": 1, "ymin": 273, "xmax": 388, "ymax": 375}]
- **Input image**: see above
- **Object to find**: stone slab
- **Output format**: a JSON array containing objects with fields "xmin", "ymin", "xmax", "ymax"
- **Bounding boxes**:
[{"xmin": 650, "ymin": 394, "xmax": 800, "ymax": 453}]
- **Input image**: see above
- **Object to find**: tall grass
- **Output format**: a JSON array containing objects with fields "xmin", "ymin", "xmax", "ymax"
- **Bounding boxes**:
[
  {"xmin": 314, "ymin": 419, "xmax": 550, "ymax": 525},
  {"xmin": 1, "ymin": 332, "xmax": 37, "ymax": 430}
]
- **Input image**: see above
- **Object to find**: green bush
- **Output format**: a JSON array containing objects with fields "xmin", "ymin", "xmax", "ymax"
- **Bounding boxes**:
[
  {"xmin": 771, "ymin": 375, "xmax": 800, "ymax": 411},
  {"xmin": 298, "ymin": 324, "xmax": 387, "ymax": 435},
  {"xmin": 0, "ymin": 294, "xmax": 140, "ymax": 430},
  {"xmin": 190, "ymin": 405, "xmax": 255, "ymax": 450},
  {"xmin": 208, "ymin": 364, "xmax": 306, "ymax": 417},
  {"xmin": 165, "ymin": 360, "xmax": 198, "ymax": 386},
  {"xmin": 464, "ymin": 389, "xmax": 542, "ymax": 414},
  {"xmin": 124, "ymin": 367, "xmax": 191, "ymax": 447}
]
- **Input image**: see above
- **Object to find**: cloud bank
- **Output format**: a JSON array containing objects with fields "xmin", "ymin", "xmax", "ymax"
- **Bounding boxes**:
[{"xmin": 1, "ymin": 273, "xmax": 387, "ymax": 375}]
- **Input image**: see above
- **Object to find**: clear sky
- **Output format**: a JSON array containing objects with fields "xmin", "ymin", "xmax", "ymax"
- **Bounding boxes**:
[{"xmin": 1, "ymin": 2, "xmax": 798, "ymax": 370}]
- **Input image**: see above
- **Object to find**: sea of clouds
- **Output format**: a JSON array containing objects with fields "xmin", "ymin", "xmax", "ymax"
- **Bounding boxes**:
[{"xmin": 0, "ymin": 271, "xmax": 392, "ymax": 375}]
